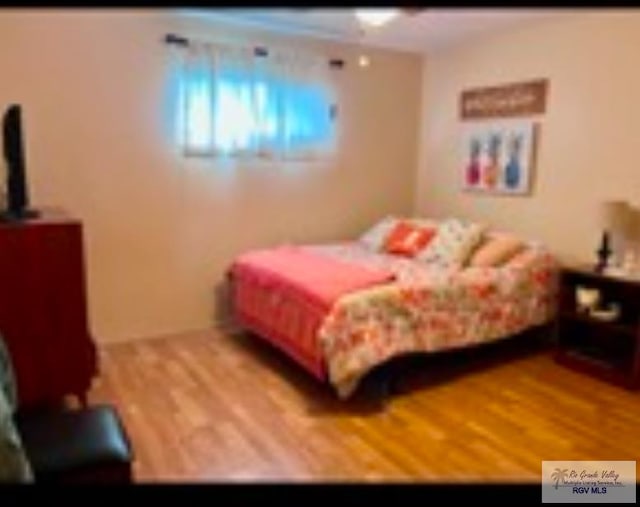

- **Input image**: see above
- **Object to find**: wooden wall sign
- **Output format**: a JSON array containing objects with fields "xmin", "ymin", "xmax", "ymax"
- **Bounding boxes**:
[{"xmin": 460, "ymin": 79, "xmax": 548, "ymax": 120}]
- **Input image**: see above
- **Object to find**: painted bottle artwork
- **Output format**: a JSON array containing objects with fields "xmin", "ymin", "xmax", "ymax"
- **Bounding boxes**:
[
  {"xmin": 483, "ymin": 132, "xmax": 501, "ymax": 189},
  {"xmin": 504, "ymin": 133, "xmax": 523, "ymax": 189},
  {"xmin": 462, "ymin": 120, "xmax": 533, "ymax": 195},
  {"xmin": 466, "ymin": 137, "xmax": 482, "ymax": 187}
]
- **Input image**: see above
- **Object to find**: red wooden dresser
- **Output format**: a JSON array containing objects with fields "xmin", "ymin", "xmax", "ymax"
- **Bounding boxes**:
[{"xmin": 0, "ymin": 208, "xmax": 97, "ymax": 407}]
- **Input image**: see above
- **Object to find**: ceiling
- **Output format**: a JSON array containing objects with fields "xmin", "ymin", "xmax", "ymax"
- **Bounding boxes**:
[{"xmin": 179, "ymin": 8, "xmax": 579, "ymax": 53}]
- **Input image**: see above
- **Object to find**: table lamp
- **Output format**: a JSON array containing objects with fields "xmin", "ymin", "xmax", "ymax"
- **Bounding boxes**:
[
  {"xmin": 621, "ymin": 204, "xmax": 640, "ymax": 276},
  {"xmin": 596, "ymin": 200, "xmax": 629, "ymax": 273}
]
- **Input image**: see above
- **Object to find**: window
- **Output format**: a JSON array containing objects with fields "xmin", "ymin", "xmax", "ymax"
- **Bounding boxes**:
[{"xmin": 175, "ymin": 42, "xmax": 337, "ymax": 160}]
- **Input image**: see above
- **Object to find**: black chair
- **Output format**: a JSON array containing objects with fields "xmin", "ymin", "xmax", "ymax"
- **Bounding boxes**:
[
  {"xmin": 15, "ymin": 404, "xmax": 134, "ymax": 483},
  {"xmin": 1, "ymin": 332, "xmax": 133, "ymax": 483}
]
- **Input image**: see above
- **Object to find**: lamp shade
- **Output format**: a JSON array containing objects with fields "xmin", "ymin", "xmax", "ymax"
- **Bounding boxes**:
[
  {"xmin": 600, "ymin": 200, "xmax": 629, "ymax": 233},
  {"xmin": 626, "ymin": 205, "xmax": 640, "ymax": 242}
]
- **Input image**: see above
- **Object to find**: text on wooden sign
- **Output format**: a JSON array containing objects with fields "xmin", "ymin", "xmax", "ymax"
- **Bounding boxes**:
[{"xmin": 460, "ymin": 79, "xmax": 548, "ymax": 119}]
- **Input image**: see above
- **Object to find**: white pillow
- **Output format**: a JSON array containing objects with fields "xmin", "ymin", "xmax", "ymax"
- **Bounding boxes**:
[
  {"xmin": 416, "ymin": 218, "xmax": 485, "ymax": 268},
  {"xmin": 358, "ymin": 216, "xmax": 399, "ymax": 251}
]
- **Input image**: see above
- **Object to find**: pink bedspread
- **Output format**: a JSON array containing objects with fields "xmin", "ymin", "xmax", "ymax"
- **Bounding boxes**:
[
  {"xmin": 233, "ymin": 246, "xmax": 395, "ymax": 311},
  {"xmin": 230, "ymin": 246, "xmax": 395, "ymax": 378}
]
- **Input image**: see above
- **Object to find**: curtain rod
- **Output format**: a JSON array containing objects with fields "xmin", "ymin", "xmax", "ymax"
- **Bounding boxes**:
[{"xmin": 163, "ymin": 33, "xmax": 345, "ymax": 68}]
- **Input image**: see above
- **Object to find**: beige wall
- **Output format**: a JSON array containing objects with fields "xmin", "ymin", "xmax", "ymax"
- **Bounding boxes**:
[
  {"xmin": 0, "ymin": 10, "xmax": 422, "ymax": 342},
  {"xmin": 416, "ymin": 11, "xmax": 640, "ymax": 266}
]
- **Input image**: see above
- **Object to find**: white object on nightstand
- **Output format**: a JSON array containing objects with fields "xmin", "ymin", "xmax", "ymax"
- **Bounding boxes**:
[
  {"xmin": 575, "ymin": 286, "xmax": 601, "ymax": 313},
  {"xmin": 590, "ymin": 303, "xmax": 621, "ymax": 322}
]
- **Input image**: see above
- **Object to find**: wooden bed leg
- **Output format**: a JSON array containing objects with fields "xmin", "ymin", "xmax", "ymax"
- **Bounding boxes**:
[
  {"xmin": 377, "ymin": 363, "xmax": 398, "ymax": 402},
  {"xmin": 381, "ymin": 375, "xmax": 394, "ymax": 399}
]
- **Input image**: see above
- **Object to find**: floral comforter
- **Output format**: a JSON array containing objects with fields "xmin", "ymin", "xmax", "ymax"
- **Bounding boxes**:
[{"xmin": 304, "ymin": 242, "xmax": 558, "ymax": 398}]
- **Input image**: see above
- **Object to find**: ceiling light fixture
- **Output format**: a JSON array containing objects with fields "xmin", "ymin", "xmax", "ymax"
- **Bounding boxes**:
[
  {"xmin": 354, "ymin": 8, "xmax": 400, "ymax": 28},
  {"xmin": 358, "ymin": 55, "xmax": 370, "ymax": 67}
]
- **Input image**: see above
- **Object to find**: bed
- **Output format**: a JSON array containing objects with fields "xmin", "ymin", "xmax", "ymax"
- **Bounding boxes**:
[{"xmin": 229, "ymin": 221, "xmax": 558, "ymax": 399}]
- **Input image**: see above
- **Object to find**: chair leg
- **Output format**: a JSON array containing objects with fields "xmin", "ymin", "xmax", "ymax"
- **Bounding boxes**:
[{"xmin": 76, "ymin": 391, "xmax": 88, "ymax": 408}]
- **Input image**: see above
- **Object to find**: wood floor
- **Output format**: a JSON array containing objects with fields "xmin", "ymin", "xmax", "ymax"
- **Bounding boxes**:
[{"xmin": 89, "ymin": 329, "xmax": 640, "ymax": 482}]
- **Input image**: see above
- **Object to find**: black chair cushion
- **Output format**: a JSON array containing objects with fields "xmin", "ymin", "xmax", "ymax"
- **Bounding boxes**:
[{"xmin": 15, "ymin": 404, "xmax": 133, "ymax": 482}]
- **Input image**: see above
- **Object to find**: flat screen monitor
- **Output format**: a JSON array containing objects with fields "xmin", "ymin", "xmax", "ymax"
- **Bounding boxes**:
[{"xmin": 1, "ymin": 104, "xmax": 38, "ymax": 221}]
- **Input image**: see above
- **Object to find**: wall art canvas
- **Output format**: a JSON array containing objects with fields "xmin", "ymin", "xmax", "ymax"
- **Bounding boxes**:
[{"xmin": 462, "ymin": 119, "xmax": 536, "ymax": 195}]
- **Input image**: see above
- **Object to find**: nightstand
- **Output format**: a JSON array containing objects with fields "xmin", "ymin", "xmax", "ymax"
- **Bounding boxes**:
[{"xmin": 555, "ymin": 265, "xmax": 640, "ymax": 389}]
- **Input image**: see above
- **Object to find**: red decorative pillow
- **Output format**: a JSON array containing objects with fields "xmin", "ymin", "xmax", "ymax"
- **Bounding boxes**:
[{"xmin": 384, "ymin": 221, "xmax": 436, "ymax": 257}]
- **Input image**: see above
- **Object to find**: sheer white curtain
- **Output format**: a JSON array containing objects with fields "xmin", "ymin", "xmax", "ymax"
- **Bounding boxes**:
[{"xmin": 176, "ymin": 40, "xmax": 336, "ymax": 160}]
